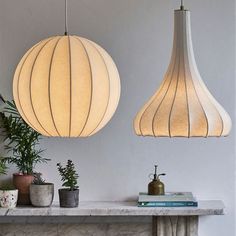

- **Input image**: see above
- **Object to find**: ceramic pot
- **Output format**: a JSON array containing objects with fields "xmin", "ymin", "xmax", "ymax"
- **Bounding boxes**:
[
  {"xmin": 13, "ymin": 174, "xmax": 34, "ymax": 205},
  {"xmin": 58, "ymin": 189, "xmax": 79, "ymax": 208},
  {"xmin": 0, "ymin": 189, "xmax": 18, "ymax": 208},
  {"xmin": 30, "ymin": 183, "xmax": 54, "ymax": 207}
]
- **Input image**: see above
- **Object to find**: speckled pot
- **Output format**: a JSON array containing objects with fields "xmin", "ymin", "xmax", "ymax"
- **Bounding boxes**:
[
  {"xmin": 30, "ymin": 183, "xmax": 54, "ymax": 207},
  {"xmin": 0, "ymin": 190, "xmax": 18, "ymax": 208},
  {"xmin": 58, "ymin": 189, "xmax": 79, "ymax": 208}
]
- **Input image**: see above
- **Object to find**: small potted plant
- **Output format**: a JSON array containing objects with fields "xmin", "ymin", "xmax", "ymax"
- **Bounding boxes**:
[
  {"xmin": 0, "ymin": 159, "xmax": 18, "ymax": 208},
  {"xmin": 57, "ymin": 160, "xmax": 79, "ymax": 208},
  {"xmin": 30, "ymin": 173, "xmax": 54, "ymax": 207},
  {"xmin": 0, "ymin": 97, "xmax": 50, "ymax": 205}
]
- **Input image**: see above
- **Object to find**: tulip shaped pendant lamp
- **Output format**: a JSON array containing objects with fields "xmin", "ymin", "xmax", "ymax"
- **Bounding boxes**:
[
  {"xmin": 134, "ymin": 1, "xmax": 231, "ymax": 138},
  {"xmin": 13, "ymin": 0, "xmax": 120, "ymax": 137}
]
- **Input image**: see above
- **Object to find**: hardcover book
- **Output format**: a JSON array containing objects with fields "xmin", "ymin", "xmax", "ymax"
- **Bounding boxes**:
[
  {"xmin": 138, "ymin": 192, "xmax": 198, "ymax": 207},
  {"xmin": 138, "ymin": 201, "xmax": 198, "ymax": 207},
  {"xmin": 138, "ymin": 192, "xmax": 195, "ymax": 202}
]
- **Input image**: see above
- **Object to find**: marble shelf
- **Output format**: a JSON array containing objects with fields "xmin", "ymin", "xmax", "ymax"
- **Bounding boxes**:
[{"xmin": 0, "ymin": 200, "xmax": 224, "ymax": 217}]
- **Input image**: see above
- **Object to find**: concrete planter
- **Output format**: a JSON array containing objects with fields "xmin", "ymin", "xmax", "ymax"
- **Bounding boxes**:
[
  {"xmin": 0, "ymin": 189, "xmax": 18, "ymax": 208},
  {"xmin": 30, "ymin": 183, "xmax": 54, "ymax": 207},
  {"xmin": 58, "ymin": 189, "xmax": 79, "ymax": 208}
]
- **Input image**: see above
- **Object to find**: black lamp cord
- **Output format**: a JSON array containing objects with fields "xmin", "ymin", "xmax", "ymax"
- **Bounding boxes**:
[
  {"xmin": 64, "ymin": 0, "xmax": 68, "ymax": 35},
  {"xmin": 64, "ymin": 0, "xmax": 184, "ymax": 34}
]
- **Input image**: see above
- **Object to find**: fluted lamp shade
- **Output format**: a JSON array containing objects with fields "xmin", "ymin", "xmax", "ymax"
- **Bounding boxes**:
[
  {"xmin": 13, "ymin": 36, "xmax": 120, "ymax": 137},
  {"xmin": 134, "ymin": 9, "xmax": 231, "ymax": 137}
]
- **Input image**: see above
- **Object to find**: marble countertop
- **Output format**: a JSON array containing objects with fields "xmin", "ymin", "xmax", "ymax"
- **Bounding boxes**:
[{"xmin": 0, "ymin": 200, "xmax": 225, "ymax": 217}]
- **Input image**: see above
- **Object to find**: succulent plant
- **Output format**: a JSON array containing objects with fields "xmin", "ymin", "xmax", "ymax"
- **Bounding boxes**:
[{"xmin": 33, "ymin": 173, "xmax": 45, "ymax": 185}]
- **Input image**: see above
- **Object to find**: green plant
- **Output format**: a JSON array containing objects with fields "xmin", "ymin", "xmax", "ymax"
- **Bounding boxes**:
[
  {"xmin": 0, "ymin": 183, "xmax": 15, "ymax": 190},
  {"xmin": 57, "ymin": 160, "xmax": 79, "ymax": 191},
  {"xmin": 33, "ymin": 173, "xmax": 45, "ymax": 185},
  {"xmin": 0, "ymin": 97, "xmax": 50, "ymax": 175},
  {"xmin": 0, "ymin": 159, "xmax": 7, "ymax": 176},
  {"xmin": 0, "ymin": 159, "xmax": 12, "ymax": 190}
]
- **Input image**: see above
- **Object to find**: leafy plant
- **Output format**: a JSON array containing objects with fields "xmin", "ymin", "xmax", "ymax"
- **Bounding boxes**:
[
  {"xmin": 0, "ymin": 159, "xmax": 7, "ymax": 176},
  {"xmin": 0, "ymin": 97, "xmax": 50, "ymax": 175},
  {"xmin": 0, "ymin": 159, "xmax": 11, "ymax": 190},
  {"xmin": 57, "ymin": 160, "xmax": 79, "ymax": 191},
  {"xmin": 0, "ymin": 183, "xmax": 15, "ymax": 190},
  {"xmin": 33, "ymin": 172, "xmax": 45, "ymax": 185}
]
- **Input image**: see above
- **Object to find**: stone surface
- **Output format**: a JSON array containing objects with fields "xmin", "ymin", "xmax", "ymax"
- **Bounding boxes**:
[
  {"xmin": 152, "ymin": 216, "xmax": 198, "ymax": 236},
  {"xmin": 0, "ymin": 208, "xmax": 7, "ymax": 216},
  {"xmin": 0, "ymin": 201, "xmax": 224, "ymax": 236},
  {"xmin": 0, "ymin": 201, "xmax": 225, "ymax": 217},
  {"xmin": 0, "ymin": 223, "xmax": 152, "ymax": 236}
]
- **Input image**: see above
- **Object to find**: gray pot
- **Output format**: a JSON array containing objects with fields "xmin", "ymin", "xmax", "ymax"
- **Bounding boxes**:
[
  {"xmin": 58, "ymin": 189, "xmax": 79, "ymax": 208},
  {"xmin": 30, "ymin": 183, "xmax": 54, "ymax": 207}
]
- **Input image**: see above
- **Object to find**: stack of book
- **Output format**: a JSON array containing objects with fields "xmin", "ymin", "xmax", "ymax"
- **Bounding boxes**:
[{"xmin": 138, "ymin": 192, "xmax": 198, "ymax": 207}]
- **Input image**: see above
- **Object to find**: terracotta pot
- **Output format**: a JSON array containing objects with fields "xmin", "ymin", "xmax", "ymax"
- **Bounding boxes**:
[
  {"xmin": 0, "ymin": 190, "xmax": 18, "ymax": 208},
  {"xmin": 59, "ymin": 189, "xmax": 79, "ymax": 208},
  {"xmin": 13, "ymin": 174, "xmax": 34, "ymax": 205},
  {"xmin": 30, "ymin": 183, "xmax": 54, "ymax": 207}
]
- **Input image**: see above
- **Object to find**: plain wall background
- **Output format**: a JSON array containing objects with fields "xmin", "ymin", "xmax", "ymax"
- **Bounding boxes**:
[{"xmin": 0, "ymin": 0, "xmax": 235, "ymax": 235}]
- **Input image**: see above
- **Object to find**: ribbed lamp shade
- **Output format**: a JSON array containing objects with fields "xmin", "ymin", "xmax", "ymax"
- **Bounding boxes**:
[
  {"xmin": 13, "ymin": 36, "xmax": 120, "ymax": 137},
  {"xmin": 134, "ymin": 10, "xmax": 231, "ymax": 137}
]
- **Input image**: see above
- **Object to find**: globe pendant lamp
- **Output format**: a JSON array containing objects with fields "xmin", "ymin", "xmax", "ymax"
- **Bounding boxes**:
[
  {"xmin": 13, "ymin": 0, "xmax": 120, "ymax": 137},
  {"xmin": 134, "ymin": 1, "xmax": 231, "ymax": 138}
]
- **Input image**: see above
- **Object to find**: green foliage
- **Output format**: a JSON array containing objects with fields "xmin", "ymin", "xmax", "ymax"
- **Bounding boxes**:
[
  {"xmin": 0, "ymin": 159, "xmax": 7, "ymax": 175},
  {"xmin": 0, "ymin": 99, "xmax": 50, "ymax": 175},
  {"xmin": 57, "ymin": 160, "xmax": 79, "ymax": 191},
  {"xmin": 33, "ymin": 172, "xmax": 45, "ymax": 185},
  {"xmin": 0, "ymin": 183, "xmax": 15, "ymax": 190}
]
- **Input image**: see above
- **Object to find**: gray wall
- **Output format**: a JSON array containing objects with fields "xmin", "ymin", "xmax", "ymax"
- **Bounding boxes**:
[{"xmin": 0, "ymin": 0, "xmax": 235, "ymax": 235}]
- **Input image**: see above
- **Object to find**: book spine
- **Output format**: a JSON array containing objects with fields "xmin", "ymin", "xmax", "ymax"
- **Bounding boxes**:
[
  {"xmin": 138, "ymin": 201, "xmax": 198, "ymax": 207},
  {"xmin": 139, "ymin": 198, "xmax": 195, "ymax": 202}
]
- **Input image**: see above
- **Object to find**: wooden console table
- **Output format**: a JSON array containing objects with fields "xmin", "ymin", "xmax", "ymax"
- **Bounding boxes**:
[{"xmin": 0, "ymin": 200, "xmax": 224, "ymax": 236}]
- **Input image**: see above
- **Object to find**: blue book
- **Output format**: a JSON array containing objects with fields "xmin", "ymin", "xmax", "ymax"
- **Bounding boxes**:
[{"xmin": 138, "ymin": 201, "xmax": 198, "ymax": 207}]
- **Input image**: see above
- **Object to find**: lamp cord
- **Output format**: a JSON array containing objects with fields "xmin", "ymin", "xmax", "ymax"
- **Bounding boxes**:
[
  {"xmin": 180, "ymin": 0, "xmax": 184, "ymax": 10},
  {"xmin": 65, "ymin": 0, "xmax": 68, "ymax": 35}
]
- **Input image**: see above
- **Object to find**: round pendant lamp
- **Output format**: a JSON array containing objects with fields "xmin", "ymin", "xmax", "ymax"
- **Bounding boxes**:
[
  {"xmin": 134, "ymin": 3, "xmax": 231, "ymax": 138},
  {"xmin": 13, "ymin": 1, "xmax": 120, "ymax": 137}
]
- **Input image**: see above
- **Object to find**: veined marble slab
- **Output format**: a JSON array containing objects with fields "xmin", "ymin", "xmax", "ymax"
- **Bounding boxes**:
[{"xmin": 0, "ymin": 200, "xmax": 224, "ymax": 217}]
